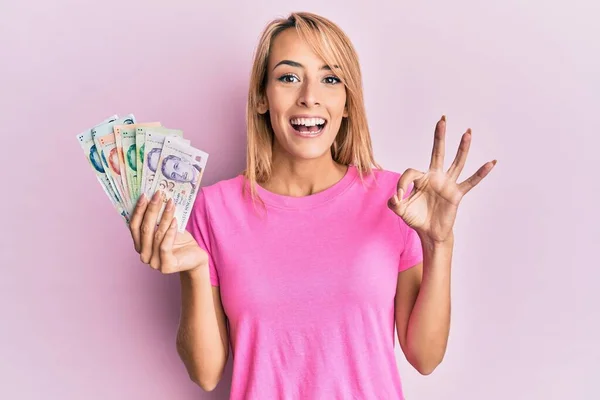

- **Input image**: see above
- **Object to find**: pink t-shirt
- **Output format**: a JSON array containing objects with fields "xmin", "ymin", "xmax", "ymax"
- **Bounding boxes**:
[{"xmin": 187, "ymin": 165, "xmax": 423, "ymax": 399}]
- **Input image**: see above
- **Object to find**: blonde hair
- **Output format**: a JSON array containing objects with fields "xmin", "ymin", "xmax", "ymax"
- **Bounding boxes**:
[{"xmin": 244, "ymin": 11, "xmax": 381, "ymax": 200}]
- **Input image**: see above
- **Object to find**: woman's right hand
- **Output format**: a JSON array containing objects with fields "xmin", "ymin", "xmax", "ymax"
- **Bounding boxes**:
[{"xmin": 129, "ymin": 191, "xmax": 208, "ymax": 274}]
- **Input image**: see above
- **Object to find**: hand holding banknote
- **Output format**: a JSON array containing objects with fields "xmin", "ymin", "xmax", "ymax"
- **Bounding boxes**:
[
  {"xmin": 129, "ymin": 191, "xmax": 208, "ymax": 274},
  {"xmin": 77, "ymin": 113, "xmax": 210, "ymax": 273}
]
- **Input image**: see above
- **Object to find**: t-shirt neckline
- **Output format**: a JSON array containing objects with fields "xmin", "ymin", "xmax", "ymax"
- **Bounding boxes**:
[{"xmin": 252, "ymin": 165, "xmax": 358, "ymax": 209}]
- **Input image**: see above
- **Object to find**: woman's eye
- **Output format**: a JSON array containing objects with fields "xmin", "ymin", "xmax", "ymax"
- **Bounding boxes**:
[
  {"xmin": 279, "ymin": 74, "xmax": 299, "ymax": 83},
  {"xmin": 324, "ymin": 76, "xmax": 341, "ymax": 85}
]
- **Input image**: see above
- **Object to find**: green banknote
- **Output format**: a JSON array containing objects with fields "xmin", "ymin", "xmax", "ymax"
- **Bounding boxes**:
[
  {"xmin": 114, "ymin": 122, "xmax": 161, "ymax": 208},
  {"xmin": 92, "ymin": 114, "xmax": 136, "ymax": 214},
  {"xmin": 76, "ymin": 115, "xmax": 129, "ymax": 223}
]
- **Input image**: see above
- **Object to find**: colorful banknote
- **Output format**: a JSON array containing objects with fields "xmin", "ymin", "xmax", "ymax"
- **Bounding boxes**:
[
  {"xmin": 140, "ymin": 128, "xmax": 186, "ymax": 199},
  {"xmin": 135, "ymin": 127, "xmax": 148, "ymax": 193},
  {"xmin": 76, "ymin": 115, "xmax": 129, "ymax": 223},
  {"xmin": 149, "ymin": 136, "xmax": 209, "ymax": 232},
  {"xmin": 93, "ymin": 115, "xmax": 136, "ymax": 214},
  {"xmin": 77, "ymin": 113, "xmax": 209, "ymax": 229},
  {"xmin": 114, "ymin": 122, "xmax": 161, "ymax": 209}
]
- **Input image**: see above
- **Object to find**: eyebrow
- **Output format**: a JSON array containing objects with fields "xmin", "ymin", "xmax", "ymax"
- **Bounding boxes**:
[{"xmin": 272, "ymin": 60, "xmax": 338, "ymax": 71}]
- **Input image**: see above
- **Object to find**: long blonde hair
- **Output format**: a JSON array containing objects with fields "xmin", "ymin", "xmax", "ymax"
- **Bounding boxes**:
[{"xmin": 244, "ymin": 11, "xmax": 381, "ymax": 199}]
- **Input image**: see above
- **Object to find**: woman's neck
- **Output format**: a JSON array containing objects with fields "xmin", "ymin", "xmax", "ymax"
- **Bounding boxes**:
[{"xmin": 263, "ymin": 152, "xmax": 348, "ymax": 198}]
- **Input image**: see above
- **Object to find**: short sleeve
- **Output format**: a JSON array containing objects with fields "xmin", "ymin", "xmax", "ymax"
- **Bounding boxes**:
[
  {"xmin": 397, "ymin": 182, "xmax": 423, "ymax": 272},
  {"xmin": 186, "ymin": 188, "xmax": 220, "ymax": 286},
  {"xmin": 398, "ymin": 224, "xmax": 423, "ymax": 272}
]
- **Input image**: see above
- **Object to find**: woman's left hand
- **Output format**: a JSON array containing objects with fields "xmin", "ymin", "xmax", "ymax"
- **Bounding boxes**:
[{"xmin": 388, "ymin": 115, "xmax": 497, "ymax": 244}]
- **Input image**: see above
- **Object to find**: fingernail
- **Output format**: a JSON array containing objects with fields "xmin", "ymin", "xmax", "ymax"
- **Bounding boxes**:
[
  {"xmin": 441, "ymin": 114, "xmax": 446, "ymax": 122},
  {"xmin": 151, "ymin": 191, "xmax": 161, "ymax": 203},
  {"xmin": 399, "ymin": 189, "xmax": 405, "ymax": 200},
  {"xmin": 166, "ymin": 198, "xmax": 174, "ymax": 211},
  {"xmin": 138, "ymin": 194, "xmax": 146, "ymax": 204},
  {"xmin": 492, "ymin": 159, "xmax": 497, "ymax": 165}
]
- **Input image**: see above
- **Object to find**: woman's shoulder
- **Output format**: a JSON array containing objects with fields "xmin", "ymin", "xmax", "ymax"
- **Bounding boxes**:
[
  {"xmin": 351, "ymin": 166, "xmax": 414, "ymax": 201},
  {"xmin": 196, "ymin": 172, "xmax": 246, "ymax": 206},
  {"xmin": 368, "ymin": 166, "xmax": 402, "ymax": 179},
  {"xmin": 201, "ymin": 172, "xmax": 244, "ymax": 193},
  {"xmin": 189, "ymin": 173, "xmax": 247, "ymax": 225},
  {"xmin": 360, "ymin": 166, "xmax": 402, "ymax": 188}
]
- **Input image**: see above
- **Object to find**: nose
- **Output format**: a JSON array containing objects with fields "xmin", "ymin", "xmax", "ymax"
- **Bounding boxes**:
[{"xmin": 297, "ymin": 80, "xmax": 320, "ymax": 108}]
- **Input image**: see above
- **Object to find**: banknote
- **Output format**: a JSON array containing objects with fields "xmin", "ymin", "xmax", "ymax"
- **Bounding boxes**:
[
  {"xmin": 140, "ymin": 128, "xmax": 186, "ymax": 198},
  {"xmin": 92, "ymin": 114, "xmax": 136, "ymax": 214},
  {"xmin": 91, "ymin": 114, "xmax": 135, "ymax": 210},
  {"xmin": 135, "ymin": 127, "xmax": 148, "ymax": 193},
  {"xmin": 134, "ymin": 126, "xmax": 181, "ymax": 201},
  {"xmin": 149, "ymin": 137, "xmax": 209, "ymax": 232},
  {"xmin": 76, "ymin": 115, "xmax": 129, "ymax": 223},
  {"xmin": 98, "ymin": 132, "xmax": 132, "ymax": 215},
  {"xmin": 114, "ymin": 122, "xmax": 161, "ymax": 208},
  {"xmin": 78, "ymin": 113, "xmax": 209, "ymax": 228}
]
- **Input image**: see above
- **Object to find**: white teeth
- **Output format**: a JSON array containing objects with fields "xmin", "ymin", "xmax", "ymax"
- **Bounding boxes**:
[{"xmin": 290, "ymin": 117, "xmax": 326, "ymax": 126}]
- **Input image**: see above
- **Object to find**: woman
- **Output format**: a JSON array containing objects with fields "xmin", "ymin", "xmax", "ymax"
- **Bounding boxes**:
[{"xmin": 128, "ymin": 11, "xmax": 496, "ymax": 399}]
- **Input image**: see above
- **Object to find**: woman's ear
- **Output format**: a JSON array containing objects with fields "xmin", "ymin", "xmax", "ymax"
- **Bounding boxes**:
[{"xmin": 257, "ymin": 95, "xmax": 269, "ymax": 114}]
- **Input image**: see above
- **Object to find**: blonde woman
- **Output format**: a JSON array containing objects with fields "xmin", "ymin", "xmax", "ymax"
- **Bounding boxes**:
[{"xmin": 128, "ymin": 11, "xmax": 496, "ymax": 400}]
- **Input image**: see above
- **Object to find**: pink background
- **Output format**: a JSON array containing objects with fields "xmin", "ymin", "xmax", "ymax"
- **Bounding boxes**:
[{"xmin": 1, "ymin": 0, "xmax": 598, "ymax": 399}]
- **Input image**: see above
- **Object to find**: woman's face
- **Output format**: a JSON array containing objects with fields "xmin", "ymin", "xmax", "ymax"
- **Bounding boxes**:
[{"xmin": 260, "ymin": 28, "xmax": 348, "ymax": 162}]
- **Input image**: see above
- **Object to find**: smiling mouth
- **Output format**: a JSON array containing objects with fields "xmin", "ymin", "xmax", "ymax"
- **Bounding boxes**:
[{"xmin": 289, "ymin": 117, "xmax": 327, "ymax": 137}]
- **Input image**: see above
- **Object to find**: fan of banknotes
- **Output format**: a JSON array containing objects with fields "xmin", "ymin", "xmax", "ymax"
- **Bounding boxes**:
[{"xmin": 76, "ymin": 114, "xmax": 209, "ymax": 232}]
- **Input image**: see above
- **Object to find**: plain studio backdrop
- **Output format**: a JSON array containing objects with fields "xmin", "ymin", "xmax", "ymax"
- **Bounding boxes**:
[{"xmin": 1, "ymin": 0, "xmax": 598, "ymax": 399}]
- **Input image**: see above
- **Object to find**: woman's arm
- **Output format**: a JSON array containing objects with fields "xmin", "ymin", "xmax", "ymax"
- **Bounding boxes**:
[
  {"xmin": 395, "ymin": 234, "xmax": 453, "ymax": 375},
  {"xmin": 176, "ymin": 267, "xmax": 230, "ymax": 391},
  {"xmin": 390, "ymin": 116, "xmax": 495, "ymax": 375}
]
